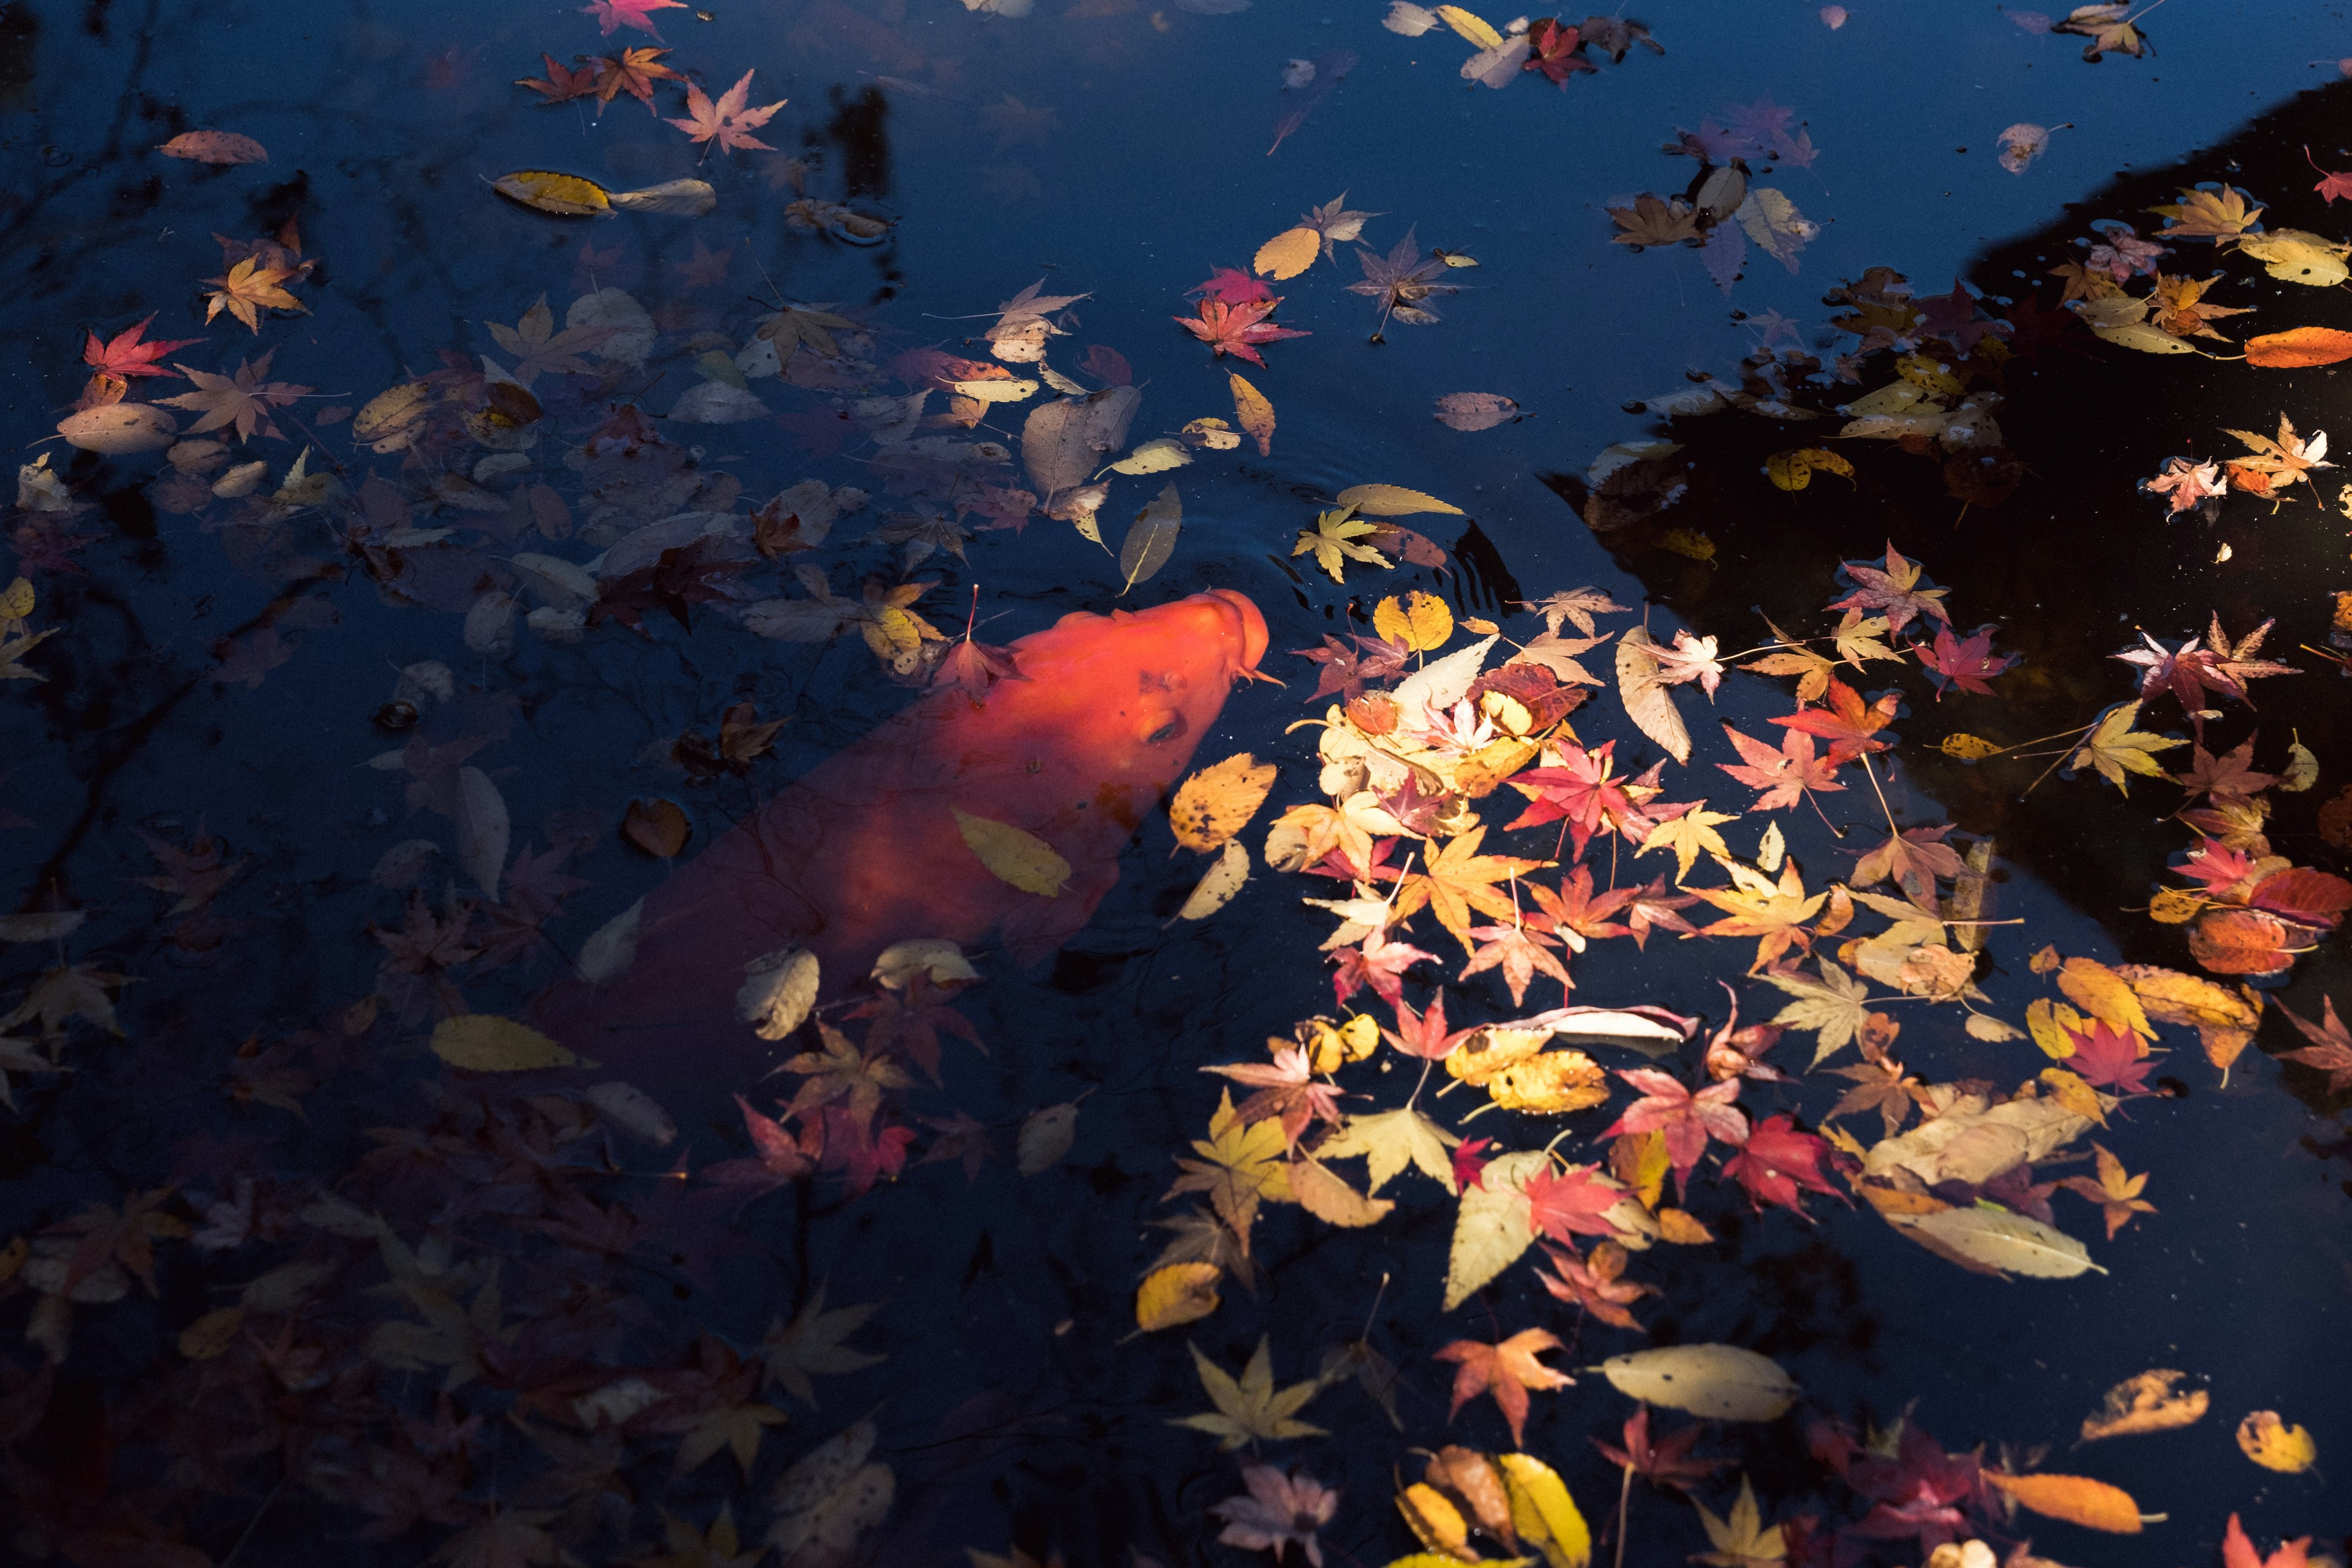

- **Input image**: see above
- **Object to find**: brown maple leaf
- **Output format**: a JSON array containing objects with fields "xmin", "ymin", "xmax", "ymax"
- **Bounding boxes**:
[
  {"xmin": 597, "ymin": 45, "xmax": 684, "ymax": 114},
  {"xmin": 1610, "ymin": 194, "xmax": 1702, "ymax": 249},
  {"xmin": 1534, "ymin": 1240, "xmax": 1655, "ymax": 1331},
  {"xmin": 2221, "ymin": 415, "xmax": 2332, "ymax": 500},
  {"xmin": 2278, "ymin": 995, "xmax": 2352, "ymax": 1093},
  {"xmin": 516, "ymin": 53, "xmax": 601, "ymax": 104},
  {"xmin": 1434, "ymin": 1327, "xmax": 1574, "ymax": 1446},
  {"xmin": 1346, "ymin": 225, "xmax": 1460, "ymax": 341},
  {"xmin": 157, "ymin": 352, "xmax": 312, "ymax": 442}
]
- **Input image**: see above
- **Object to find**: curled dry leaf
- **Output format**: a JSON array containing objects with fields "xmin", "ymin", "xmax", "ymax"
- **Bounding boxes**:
[
  {"xmin": 2079, "ymin": 1368, "xmax": 2208, "ymax": 1442},
  {"xmin": 1136, "ymin": 1262, "xmax": 1223, "ymax": 1332},
  {"xmin": 2234, "ymin": 1409, "xmax": 2318, "ymax": 1473},
  {"xmin": 1434, "ymin": 392, "xmax": 1520, "ymax": 431},
  {"xmin": 157, "ymin": 130, "xmax": 268, "ymax": 164}
]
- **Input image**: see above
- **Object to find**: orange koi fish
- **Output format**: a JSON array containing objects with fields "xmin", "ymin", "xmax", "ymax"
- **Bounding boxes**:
[{"xmin": 541, "ymin": 589, "xmax": 1267, "ymax": 1081}]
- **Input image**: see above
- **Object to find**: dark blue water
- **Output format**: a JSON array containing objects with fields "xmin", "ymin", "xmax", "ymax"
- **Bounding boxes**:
[{"xmin": 1, "ymin": 1, "xmax": 2348, "ymax": 1565}]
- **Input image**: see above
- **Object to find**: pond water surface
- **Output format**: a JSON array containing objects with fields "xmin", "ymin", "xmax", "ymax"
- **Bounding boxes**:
[{"xmin": 2, "ymin": 2, "xmax": 2350, "ymax": 1566}]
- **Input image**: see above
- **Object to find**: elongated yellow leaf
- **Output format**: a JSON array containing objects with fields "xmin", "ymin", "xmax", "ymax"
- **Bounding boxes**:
[
  {"xmin": 1336, "ymin": 483, "xmax": 1463, "ymax": 516},
  {"xmin": 1229, "ymin": 372, "xmax": 1275, "ymax": 456},
  {"xmin": 492, "ymin": 169, "xmax": 614, "ymax": 217},
  {"xmin": 1596, "ymin": 1344, "xmax": 1800, "ymax": 1422},
  {"xmin": 952, "ymin": 808, "xmax": 1071, "ymax": 896},
  {"xmin": 1434, "ymin": 3, "xmax": 1504, "ymax": 47},
  {"xmin": 431, "ymin": 1014, "xmax": 578, "ymax": 1072},
  {"xmin": 1118, "ymin": 481, "xmax": 1183, "ymax": 595},
  {"xmin": 1499, "ymin": 1453, "xmax": 1591, "ymax": 1568},
  {"xmin": 1172, "ymin": 840, "xmax": 1251, "ymax": 922}
]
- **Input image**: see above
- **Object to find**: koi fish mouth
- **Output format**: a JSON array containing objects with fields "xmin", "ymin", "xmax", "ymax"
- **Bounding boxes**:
[{"xmin": 1203, "ymin": 587, "xmax": 1270, "ymax": 674}]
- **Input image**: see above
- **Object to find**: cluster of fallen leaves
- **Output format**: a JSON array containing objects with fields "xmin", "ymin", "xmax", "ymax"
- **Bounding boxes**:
[{"xmin": 1609, "ymin": 97, "xmax": 1820, "ymax": 296}]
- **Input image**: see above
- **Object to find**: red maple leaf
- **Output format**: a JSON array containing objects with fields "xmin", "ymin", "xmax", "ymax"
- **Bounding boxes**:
[
  {"xmin": 1504, "ymin": 740, "xmax": 1637, "ymax": 858},
  {"xmin": 1600, "ymin": 1069, "xmax": 1746, "ymax": 1197},
  {"xmin": 1523, "ymin": 1163, "xmax": 1626, "ymax": 1240},
  {"xmin": 1717, "ymin": 723, "xmax": 1845, "ymax": 812},
  {"xmin": 703, "ymin": 1097, "xmax": 820, "ymax": 1200},
  {"xmin": 1186, "ymin": 266, "xmax": 1276, "ymax": 305},
  {"xmin": 1381, "ymin": 988, "xmax": 1478, "ymax": 1061},
  {"xmin": 84, "ymin": 315, "xmax": 202, "ymax": 380},
  {"xmin": 1718, "ymin": 1114, "xmax": 1845, "ymax": 1215},
  {"xmin": 817, "ymin": 1105, "xmax": 914, "ymax": 1197},
  {"xmin": 1912, "ymin": 625, "xmax": 2016, "ymax": 698},
  {"xmin": 2063, "ymin": 1020, "xmax": 2159, "ymax": 1096},
  {"xmin": 1451, "ymin": 1137, "xmax": 1494, "ymax": 1191},
  {"xmin": 1593, "ymin": 1406, "xmax": 1727, "ymax": 1491},
  {"xmin": 1768, "ymin": 677, "xmax": 1899, "ymax": 763},
  {"xmin": 2172, "ymin": 837, "xmax": 2261, "ymax": 894},
  {"xmin": 1523, "ymin": 18, "xmax": 1594, "ymax": 84},
  {"xmin": 2309, "ymin": 146, "xmax": 2352, "ymax": 206},
  {"xmin": 582, "ymin": 0, "xmax": 685, "ymax": 38},
  {"xmin": 1173, "ymin": 296, "xmax": 1310, "ymax": 367},
  {"xmin": 2114, "ymin": 614, "xmax": 2297, "ymax": 720}
]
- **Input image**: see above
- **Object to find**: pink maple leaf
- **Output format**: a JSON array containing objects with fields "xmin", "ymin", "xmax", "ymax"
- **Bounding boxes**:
[
  {"xmin": 666, "ymin": 68, "xmax": 786, "ymax": 158},
  {"xmin": 1523, "ymin": 1163, "xmax": 1626, "ymax": 1241},
  {"xmin": 582, "ymin": 0, "xmax": 687, "ymax": 39},
  {"xmin": 1600, "ymin": 1069, "xmax": 1746, "ymax": 1199},
  {"xmin": 1913, "ymin": 625, "xmax": 2017, "ymax": 699}
]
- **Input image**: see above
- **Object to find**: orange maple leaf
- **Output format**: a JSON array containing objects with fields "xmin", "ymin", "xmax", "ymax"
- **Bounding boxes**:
[
  {"xmin": 1433, "ymin": 1327, "xmax": 1574, "ymax": 1446},
  {"xmin": 1392, "ymin": 826, "xmax": 1553, "ymax": 956}
]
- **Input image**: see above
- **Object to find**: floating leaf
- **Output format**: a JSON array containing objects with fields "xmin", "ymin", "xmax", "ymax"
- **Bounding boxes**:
[
  {"xmin": 1118, "ymin": 481, "xmax": 1183, "ymax": 594},
  {"xmin": 57, "ymin": 404, "xmax": 178, "ymax": 454},
  {"xmin": 1594, "ymin": 1344, "xmax": 1799, "ymax": 1422},
  {"xmin": 431, "ymin": 1014, "xmax": 578, "ymax": 1072},
  {"xmin": 1254, "ymin": 225, "xmax": 1321, "ymax": 281},
  {"xmin": 493, "ymin": 169, "xmax": 616, "ymax": 216},
  {"xmin": 1893, "ymin": 1205, "xmax": 2105, "ymax": 1279},
  {"xmin": 1108, "ymin": 436, "xmax": 1192, "ymax": 476},
  {"xmin": 2235, "ymin": 1409, "xmax": 2318, "ymax": 1473},
  {"xmin": 1433, "ymin": 3, "xmax": 1504, "ymax": 47},
  {"xmin": 1444, "ymin": 1149, "xmax": 1544, "ymax": 1310},
  {"xmin": 1374, "ymin": 590, "xmax": 1454, "ymax": 652},
  {"xmin": 1435, "ymin": 393, "xmax": 1520, "ymax": 431},
  {"xmin": 1289, "ymin": 1156, "xmax": 1396, "ymax": 1226},
  {"xmin": 1230, "ymin": 372, "xmax": 1275, "ymax": 455},
  {"xmin": 2079, "ymin": 1369, "xmax": 2209, "ymax": 1442},
  {"xmin": 157, "ymin": 130, "xmax": 268, "ymax": 164},
  {"xmin": 1981, "ymin": 1472, "xmax": 2143, "ymax": 1534},
  {"xmin": 2245, "ymin": 326, "xmax": 2352, "ymax": 368},
  {"xmin": 1173, "ymin": 840, "xmax": 1251, "ymax": 922},
  {"xmin": 736, "ymin": 948, "xmax": 820, "ymax": 1041},
  {"xmin": 1136, "ymin": 1262, "xmax": 1223, "ymax": 1332},
  {"xmin": 952, "ymin": 808, "xmax": 1071, "ymax": 896},
  {"xmin": 1940, "ymin": 733, "xmax": 2003, "ymax": 761},
  {"xmin": 1017, "ymin": 1101, "xmax": 1080, "ymax": 1173},
  {"xmin": 1336, "ymin": 483, "xmax": 1464, "ymax": 516},
  {"xmin": 1498, "ymin": 1453, "xmax": 1591, "ymax": 1568},
  {"xmin": 455, "ymin": 766, "xmax": 510, "ymax": 898},
  {"xmin": 1615, "ymin": 627, "xmax": 1692, "ymax": 764},
  {"xmin": 1172, "ymin": 754, "xmax": 1280, "ymax": 853}
]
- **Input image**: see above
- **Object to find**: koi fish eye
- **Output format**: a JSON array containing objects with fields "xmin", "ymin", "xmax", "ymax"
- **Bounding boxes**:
[{"xmin": 1140, "ymin": 711, "xmax": 1188, "ymax": 745}]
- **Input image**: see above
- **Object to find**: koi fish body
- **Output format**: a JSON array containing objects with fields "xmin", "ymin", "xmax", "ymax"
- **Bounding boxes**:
[{"xmin": 543, "ymin": 589, "xmax": 1267, "ymax": 1082}]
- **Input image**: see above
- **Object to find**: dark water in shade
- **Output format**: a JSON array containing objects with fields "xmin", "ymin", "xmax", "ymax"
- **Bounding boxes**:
[{"xmin": 2, "ymin": 0, "xmax": 2351, "ymax": 1564}]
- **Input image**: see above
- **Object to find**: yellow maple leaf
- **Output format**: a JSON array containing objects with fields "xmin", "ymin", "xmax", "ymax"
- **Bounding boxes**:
[
  {"xmin": 1638, "ymin": 804, "xmax": 1738, "ymax": 883},
  {"xmin": 1689, "ymin": 856, "xmax": 1828, "ymax": 972},
  {"xmin": 2067, "ymin": 700, "xmax": 2186, "ymax": 793}
]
